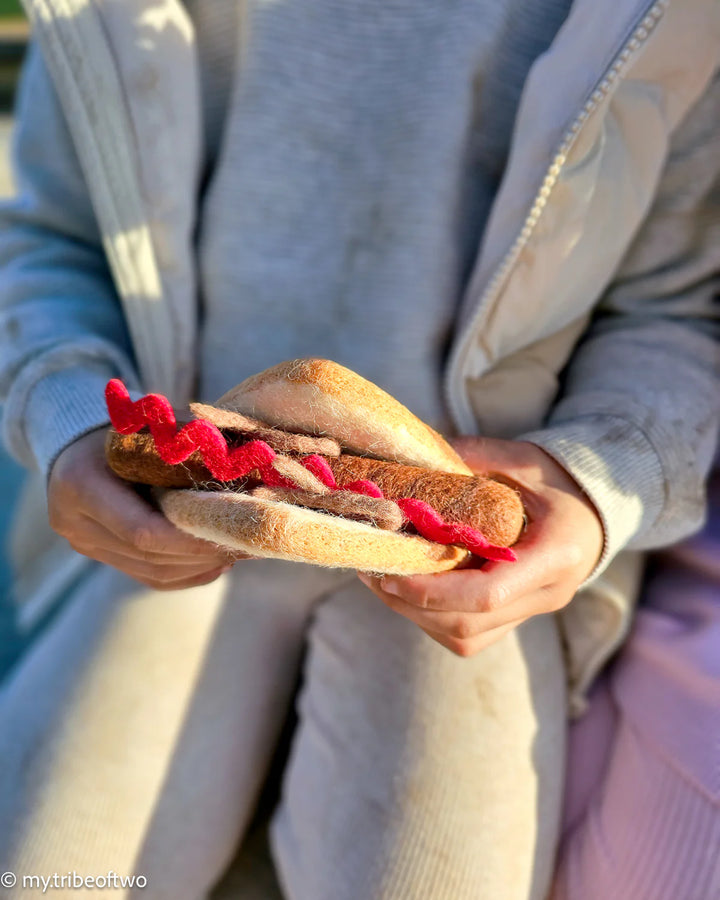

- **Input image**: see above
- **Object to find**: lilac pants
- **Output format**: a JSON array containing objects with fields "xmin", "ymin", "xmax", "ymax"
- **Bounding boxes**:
[{"xmin": 553, "ymin": 472, "xmax": 720, "ymax": 900}]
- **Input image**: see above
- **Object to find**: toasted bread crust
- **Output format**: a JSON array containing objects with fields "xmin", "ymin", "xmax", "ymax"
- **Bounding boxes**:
[
  {"xmin": 217, "ymin": 359, "xmax": 472, "ymax": 474},
  {"xmin": 105, "ymin": 359, "xmax": 524, "ymax": 572},
  {"xmin": 159, "ymin": 489, "xmax": 468, "ymax": 575}
]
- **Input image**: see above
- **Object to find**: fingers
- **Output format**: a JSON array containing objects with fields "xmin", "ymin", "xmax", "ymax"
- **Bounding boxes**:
[
  {"xmin": 357, "ymin": 437, "xmax": 605, "ymax": 657},
  {"xmin": 73, "ymin": 515, "xmax": 221, "ymax": 562},
  {"xmin": 81, "ymin": 544, "xmax": 232, "ymax": 591},
  {"xmin": 48, "ymin": 429, "xmax": 242, "ymax": 586},
  {"xmin": 78, "ymin": 514, "xmax": 256, "ymax": 564},
  {"xmin": 68, "ymin": 510, "xmax": 236, "ymax": 590},
  {"xmin": 356, "ymin": 503, "xmax": 577, "ymax": 653},
  {"xmin": 373, "ymin": 518, "xmax": 566, "ymax": 615},
  {"xmin": 80, "ymin": 477, "xmax": 224, "ymax": 559},
  {"xmin": 358, "ymin": 571, "xmax": 552, "ymax": 640},
  {"xmin": 53, "ymin": 476, "xmax": 229, "ymax": 562}
]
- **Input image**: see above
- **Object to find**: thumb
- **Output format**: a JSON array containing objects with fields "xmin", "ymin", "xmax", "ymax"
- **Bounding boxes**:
[{"xmin": 449, "ymin": 436, "xmax": 525, "ymax": 475}]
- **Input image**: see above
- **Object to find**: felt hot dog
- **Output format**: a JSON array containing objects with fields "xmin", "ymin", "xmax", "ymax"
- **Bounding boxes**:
[{"xmin": 104, "ymin": 359, "xmax": 525, "ymax": 575}]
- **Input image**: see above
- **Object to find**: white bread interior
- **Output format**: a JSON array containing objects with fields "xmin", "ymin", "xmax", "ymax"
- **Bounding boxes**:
[
  {"xmin": 160, "ymin": 489, "xmax": 468, "ymax": 575},
  {"xmin": 216, "ymin": 358, "xmax": 472, "ymax": 475}
]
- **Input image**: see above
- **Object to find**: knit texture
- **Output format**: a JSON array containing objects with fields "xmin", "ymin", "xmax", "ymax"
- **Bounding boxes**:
[
  {"xmin": 194, "ymin": 0, "xmax": 573, "ymax": 425},
  {"xmin": 21, "ymin": 365, "xmax": 131, "ymax": 480}
]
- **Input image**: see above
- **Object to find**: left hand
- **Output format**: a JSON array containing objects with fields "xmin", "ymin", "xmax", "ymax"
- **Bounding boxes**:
[{"xmin": 357, "ymin": 438, "xmax": 604, "ymax": 656}]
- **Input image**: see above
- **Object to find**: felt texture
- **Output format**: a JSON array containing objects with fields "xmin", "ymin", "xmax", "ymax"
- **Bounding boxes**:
[
  {"xmin": 250, "ymin": 486, "xmax": 404, "ymax": 532},
  {"xmin": 190, "ymin": 401, "xmax": 341, "ymax": 457},
  {"xmin": 326, "ymin": 456, "xmax": 524, "ymax": 548},
  {"xmin": 105, "ymin": 378, "xmax": 520, "ymax": 562},
  {"xmin": 159, "ymin": 490, "xmax": 467, "ymax": 574},
  {"xmin": 397, "ymin": 499, "xmax": 517, "ymax": 562},
  {"xmin": 106, "ymin": 428, "xmax": 519, "ymax": 561},
  {"xmin": 270, "ymin": 456, "xmax": 330, "ymax": 494},
  {"xmin": 105, "ymin": 430, "xmax": 220, "ymax": 488},
  {"xmin": 216, "ymin": 359, "xmax": 473, "ymax": 474}
]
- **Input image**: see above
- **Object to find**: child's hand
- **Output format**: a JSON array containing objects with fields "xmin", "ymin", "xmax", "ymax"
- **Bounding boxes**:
[
  {"xmin": 357, "ymin": 438, "xmax": 604, "ymax": 656},
  {"xmin": 48, "ymin": 428, "xmax": 246, "ymax": 590}
]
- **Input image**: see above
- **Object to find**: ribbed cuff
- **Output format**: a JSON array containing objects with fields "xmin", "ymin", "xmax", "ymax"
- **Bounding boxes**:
[
  {"xmin": 22, "ymin": 365, "xmax": 123, "ymax": 481},
  {"xmin": 520, "ymin": 416, "xmax": 664, "ymax": 582}
]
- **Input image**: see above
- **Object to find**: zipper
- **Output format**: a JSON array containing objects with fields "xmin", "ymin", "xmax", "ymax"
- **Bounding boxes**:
[{"xmin": 445, "ymin": 0, "xmax": 669, "ymax": 432}]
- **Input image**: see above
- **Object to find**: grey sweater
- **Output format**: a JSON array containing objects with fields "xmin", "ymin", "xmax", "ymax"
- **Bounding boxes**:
[
  {"xmin": 187, "ymin": 0, "xmax": 573, "ymax": 428},
  {"xmin": 0, "ymin": 0, "xmax": 718, "ymax": 572},
  {"xmin": 2, "ymin": 0, "xmax": 719, "ymax": 706}
]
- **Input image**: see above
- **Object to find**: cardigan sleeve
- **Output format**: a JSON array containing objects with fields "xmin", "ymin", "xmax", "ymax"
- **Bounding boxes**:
[
  {"xmin": 0, "ymin": 44, "xmax": 141, "ymax": 479},
  {"xmin": 521, "ymin": 71, "xmax": 720, "ymax": 577}
]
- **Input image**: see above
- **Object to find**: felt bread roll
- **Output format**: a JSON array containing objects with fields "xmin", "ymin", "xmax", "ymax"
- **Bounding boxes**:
[
  {"xmin": 249, "ymin": 486, "xmax": 405, "ymax": 531},
  {"xmin": 158, "ymin": 489, "xmax": 468, "ymax": 575},
  {"xmin": 105, "ymin": 431, "xmax": 524, "ymax": 548},
  {"xmin": 216, "ymin": 358, "xmax": 473, "ymax": 475},
  {"xmin": 105, "ymin": 358, "xmax": 525, "ymax": 573}
]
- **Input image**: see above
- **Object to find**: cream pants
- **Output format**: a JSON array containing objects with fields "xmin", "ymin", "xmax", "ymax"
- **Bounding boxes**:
[{"xmin": 0, "ymin": 560, "xmax": 565, "ymax": 899}]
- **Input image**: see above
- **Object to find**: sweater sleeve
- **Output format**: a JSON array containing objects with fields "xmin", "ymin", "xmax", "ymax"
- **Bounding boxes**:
[
  {"xmin": 521, "ymin": 72, "xmax": 720, "ymax": 578},
  {"xmin": 0, "ymin": 44, "xmax": 142, "ymax": 479}
]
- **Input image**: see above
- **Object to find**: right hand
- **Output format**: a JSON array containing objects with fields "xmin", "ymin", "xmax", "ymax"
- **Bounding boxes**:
[{"xmin": 48, "ymin": 427, "xmax": 241, "ymax": 590}]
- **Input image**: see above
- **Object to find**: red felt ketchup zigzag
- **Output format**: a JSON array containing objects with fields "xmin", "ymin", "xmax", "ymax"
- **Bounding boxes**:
[{"xmin": 105, "ymin": 379, "xmax": 516, "ymax": 562}]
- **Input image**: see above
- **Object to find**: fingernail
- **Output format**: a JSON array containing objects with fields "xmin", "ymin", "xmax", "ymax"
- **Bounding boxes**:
[{"xmin": 381, "ymin": 578, "xmax": 401, "ymax": 598}]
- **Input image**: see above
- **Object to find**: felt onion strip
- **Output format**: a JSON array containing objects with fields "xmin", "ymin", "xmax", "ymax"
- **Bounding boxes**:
[{"xmin": 105, "ymin": 380, "xmax": 516, "ymax": 562}]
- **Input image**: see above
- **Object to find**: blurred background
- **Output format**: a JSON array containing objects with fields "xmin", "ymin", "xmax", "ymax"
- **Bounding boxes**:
[{"xmin": 0, "ymin": 0, "xmax": 27, "ymax": 677}]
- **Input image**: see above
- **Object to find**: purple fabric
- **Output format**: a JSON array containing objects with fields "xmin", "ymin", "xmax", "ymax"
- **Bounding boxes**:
[{"xmin": 553, "ymin": 469, "xmax": 720, "ymax": 897}]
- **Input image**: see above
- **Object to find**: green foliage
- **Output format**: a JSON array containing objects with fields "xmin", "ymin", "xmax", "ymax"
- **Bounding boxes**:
[{"xmin": 0, "ymin": 1, "xmax": 23, "ymax": 18}]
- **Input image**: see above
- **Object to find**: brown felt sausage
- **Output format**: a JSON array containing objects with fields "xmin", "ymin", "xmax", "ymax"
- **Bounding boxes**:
[
  {"xmin": 105, "ymin": 430, "xmax": 228, "ymax": 489},
  {"xmin": 325, "ymin": 456, "xmax": 524, "ymax": 547},
  {"xmin": 105, "ymin": 430, "xmax": 524, "ymax": 547}
]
